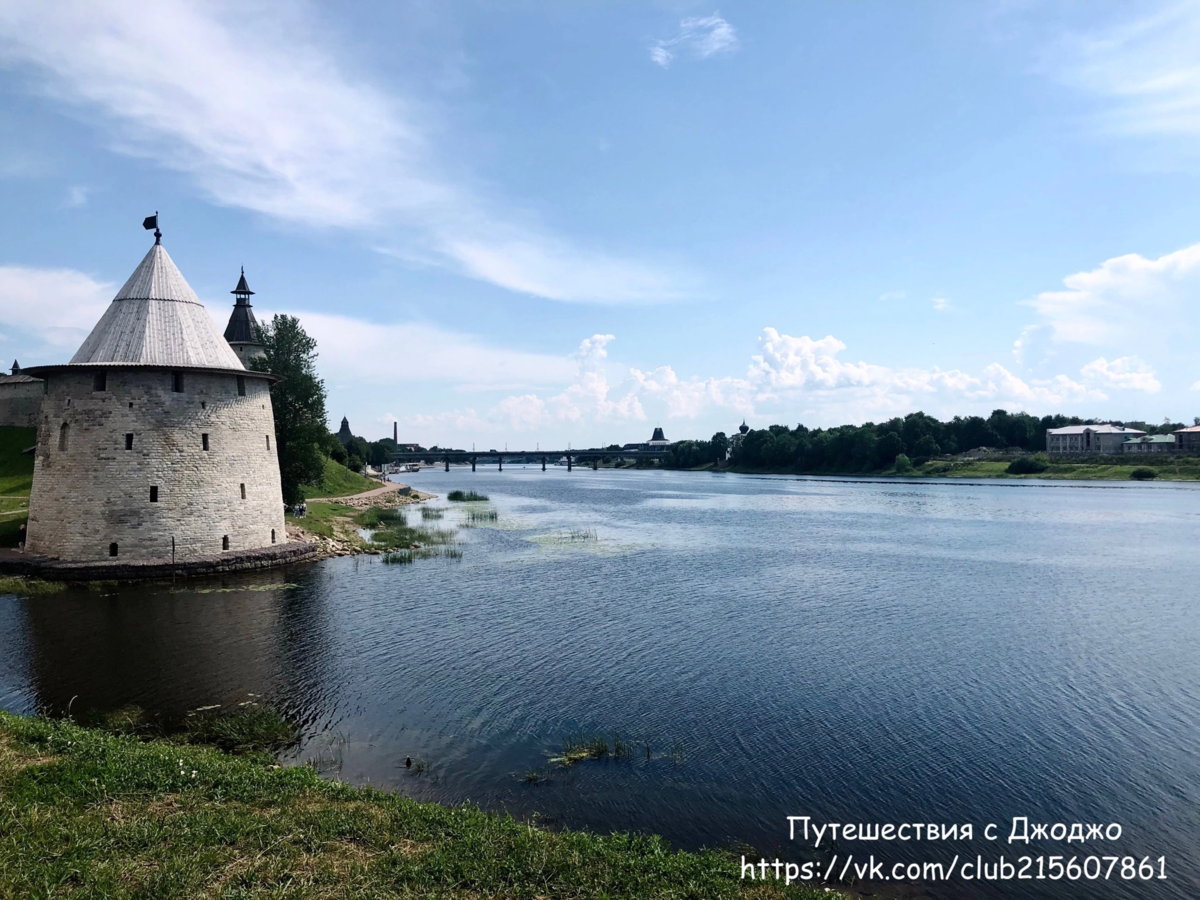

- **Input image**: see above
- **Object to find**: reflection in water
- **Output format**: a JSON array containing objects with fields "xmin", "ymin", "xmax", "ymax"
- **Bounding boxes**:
[
  {"xmin": 11, "ymin": 569, "xmax": 336, "ymax": 728},
  {"xmin": 2, "ymin": 469, "xmax": 1199, "ymax": 900}
]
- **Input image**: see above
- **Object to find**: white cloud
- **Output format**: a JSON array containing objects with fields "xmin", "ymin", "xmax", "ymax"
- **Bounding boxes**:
[
  {"xmin": 1024, "ymin": 241, "xmax": 1200, "ymax": 344},
  {"xmin": 268, "ymin": 310, "xmax": 577, "ymax": 391},
  {"xmin": 1081, "ymin": 355, "xmax": 1162, "ymax": 392},
  {"xmin": 1051, "ymin": 3, "xmax": 1200, "ymax": 137},
  {"xmin": 0, "ymin": 265, "xmax": 111, "ymax": 353},
  {"xmin": 64, "ymin": 186, "xmax": 89, "ymax": 208},
  {"xmin": 651, "ymin": 14, "xmax": 739, "ymax": 68},
  {"xmin": 878, "ymin": 289, "xmax": 908, "ymax": 302},
  {"xmin": 481, "ymin": 327, "xmax": 1107, "ymax": 434},
  {"xmin": 931, "ymin": 296, "xmax": 949, "ymax": 311},
  {"xmin": 0, "ymin": 1, "xmax": 688, "ymax": 303}
]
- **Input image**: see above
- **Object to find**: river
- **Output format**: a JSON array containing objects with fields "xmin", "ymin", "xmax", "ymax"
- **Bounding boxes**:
[{"xmin": 2, "ymin": 467, "xmax": 1197, "ymax": 899}]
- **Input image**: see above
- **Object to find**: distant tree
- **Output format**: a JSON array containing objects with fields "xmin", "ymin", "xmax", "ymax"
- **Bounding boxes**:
[
  {"xmin": 894, "ymin": 453, "xmax": 914, "ymax": 474},
  {"xmin": 710, "ymin": 432, "xmax": 729, "ymax": 464},
  {"xmin": 875, "ymin": 432, "xmax": 904, "ymax": 468},
  {"xmin": 250, "ymin": 315, "xmax": 328, "ymax": 505},
  {"xmin": 912, "ymin": 434, "xmax": 940, "ymax": 458}
]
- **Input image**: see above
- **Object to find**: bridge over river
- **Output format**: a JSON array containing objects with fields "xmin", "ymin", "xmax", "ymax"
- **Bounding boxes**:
[{"xmin": 390, "ymin": 448, "xmax": 668, "ymax": 472}]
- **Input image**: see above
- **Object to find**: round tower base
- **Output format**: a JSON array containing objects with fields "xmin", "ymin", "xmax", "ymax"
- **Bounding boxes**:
[{"xmin": 0, "ymin": 540, "xmax": 320, "ymax": 582}]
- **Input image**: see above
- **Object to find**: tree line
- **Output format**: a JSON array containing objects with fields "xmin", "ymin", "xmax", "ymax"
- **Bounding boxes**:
[{"xmin": 664, "ymin": 410, "xmax": 1192, "ymax": 473}]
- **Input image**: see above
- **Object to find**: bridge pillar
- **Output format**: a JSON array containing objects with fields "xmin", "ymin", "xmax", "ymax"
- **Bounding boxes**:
[
  {"xmin": 541, "ymin": 456, "xmax": 546, "ymax": 471},
  {"xmin": 444, "ymin": 457, "xmax": 449, "ymax": 473},
  {"xmin": 471, "ymin": 457, "xmax": 476, "ymax": 472},
  {"xmin": 593, "ymin": 457, "xmax": 598, "ymax": 471},
  {"xmin": 567, "ymin": 454, "xmax": 572, "ymax": 472},
  {"xmin": 498, "ymin": 456, "xmax": 503, "ymax": 472}
]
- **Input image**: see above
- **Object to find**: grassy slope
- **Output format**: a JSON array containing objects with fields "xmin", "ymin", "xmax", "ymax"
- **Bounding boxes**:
[
  {"xmin": 299, "ymin": 456, "xmax": 378, "ymax": 500},
  {"xmin": 0, "ymin": 712, "xmax": 839, "ymax": 900},
  {"xmin": 0, "ymin": 426, "xmax": 35, "ymax": 546}
]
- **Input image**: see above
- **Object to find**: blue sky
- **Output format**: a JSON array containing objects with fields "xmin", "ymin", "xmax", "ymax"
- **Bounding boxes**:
[{"xmin": 2, "ymin": 1, "xmax": 1199, "ymax": 446}]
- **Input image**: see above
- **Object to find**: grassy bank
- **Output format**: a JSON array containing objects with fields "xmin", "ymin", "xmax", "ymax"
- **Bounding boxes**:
[
  {"xmin": 0, "ymin": 712, "xmax": 838, "ymax": 900},
  {"xmin": 726, "ymin": 453, "xmax": 1200, "ymax": 482},
  {"xmin": 299, "ymin": 456, "xmax": 379, "ymax": 500},
  {"xmin": 0, "ymin": 426, "xmax": 34, "ymax": 546}
]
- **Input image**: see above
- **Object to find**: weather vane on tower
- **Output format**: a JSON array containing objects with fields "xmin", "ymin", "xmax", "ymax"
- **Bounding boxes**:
[{"xmin": 142, "ymin": 211, "xmax": 161, "ymax": 244}]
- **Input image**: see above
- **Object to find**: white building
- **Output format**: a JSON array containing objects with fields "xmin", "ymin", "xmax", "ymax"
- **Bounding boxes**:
[
  {"xmin": 24, "ymin": 233, "xmax": 286, "ymax": 562},
  {"xmin": 1045, "ymin": 424, "xmax": 1146, "ymax": 456}
]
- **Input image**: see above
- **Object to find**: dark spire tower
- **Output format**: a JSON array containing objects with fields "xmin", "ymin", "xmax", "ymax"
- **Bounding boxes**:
[{"xmin": 223, "ymin": 267, "xmax": 264, "ymax": 366}]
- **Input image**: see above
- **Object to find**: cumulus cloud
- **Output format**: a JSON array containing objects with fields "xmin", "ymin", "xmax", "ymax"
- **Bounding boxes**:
[
  {"xmin": 0, "ymin": 1, "xmax": 689, "ymax": 303},
  {"xmin": 1024, "ymin": 241, "xmax": 1200, "ymax": 345},
  {"xmin": 1081, "ymin": 355, "xmax": 1162, "ymax": 392},
  {"xmin": 478, "ymin": 327, "xmax": 1109, "ymax": 435},
  {"xmin": 0, "ymin": 265, "xmax": 111, "ymax": 353},
  {"xmin": 651, "ymin": 14, "xmax": 739, "ymax": 68}
]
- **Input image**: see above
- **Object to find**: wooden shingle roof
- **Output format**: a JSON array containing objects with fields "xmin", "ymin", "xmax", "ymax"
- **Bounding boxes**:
[{"xmin": 68, "ymin": 243, "xmax": 245, "ymax": 371}]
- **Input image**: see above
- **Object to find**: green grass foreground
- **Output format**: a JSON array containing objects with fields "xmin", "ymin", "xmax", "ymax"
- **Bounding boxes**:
[{"xmin": 0, "ymin": 713, "xmax": 838, "ymax": 900}]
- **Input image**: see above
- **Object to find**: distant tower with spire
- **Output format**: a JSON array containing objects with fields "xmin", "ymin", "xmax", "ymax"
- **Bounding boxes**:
[{"xmin": 223, "ymin": 268, "xmax": 264, "ymax": 366}]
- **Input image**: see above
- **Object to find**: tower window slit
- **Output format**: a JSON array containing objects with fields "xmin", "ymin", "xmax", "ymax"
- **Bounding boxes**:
[
  {"xmin": 222, "ymin": 535, "xmax": 230, "ymax": 551},
  {"xmin": 202, "ymin": 433, "xmax": 209, "ymax": 451},
  {"xmin": 125, "ymin": 433, "xmax": 133, "ymax": 451},
  {"xmin": 58, "ymin": 422, "xmax": 69, "ymax": 451},
  {"xmin": 150, "ymin": 485, "xmax": 158, "ymax": 503},
  {"xmin": 93, "ymin": 370, "xmax": 107, "ymax": 391},
  {"xmin": 266, "ymin": 434, "xmax": 271, "ymax": 451},
  {"xmin": 237, "ymin": 375, "xmax": 246, "ymax": 397},
  {"xmin": 240, "ymin": 483, "xmax": 246, "ymax": 500},
  {"xmin": 109, "ymin": 543, "xmax": 118, "ymax": 557},
  {"xmin": 271, "ymin": 529, "xmax": 276, "ymax": 544},
  {"xmin": 172, "ymin": 371, "xmax": 185, "ymax": 393}
]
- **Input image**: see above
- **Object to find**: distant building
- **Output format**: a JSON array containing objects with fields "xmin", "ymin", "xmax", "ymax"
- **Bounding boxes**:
[
  {"xmin": 0, "ymin": 360, "xmax": 43, "ymax": 428},
  {"xmin": 1045, "ymin": 424, "xmax": 1146, "ymax": 456},
  {"xmin": 222, "ymin": 268, "xmax": 265, "ymax": 366},
  {"xmin": 1122, "ymin": 434, "xmax": 1176, "ymax": 453},
  {"xmin": 622, "ymin": 426, "xmax": 673, "ymax": 452},
  {"xmin": 730, "ymin": 419, "xmax": 750, "ymax": 453},
  {"xmin": 337, "ymin": 417, "xmax": 353, "ymax": 445},
  {"xmin": 1174, "ymin": 425, "xmax": 1200, "ymax": 453}
]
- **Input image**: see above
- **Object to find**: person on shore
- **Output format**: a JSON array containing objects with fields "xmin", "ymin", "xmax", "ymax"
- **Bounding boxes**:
[{"xmin": 18, "ymin": 522, "xmax": 25, "ymax": 552}]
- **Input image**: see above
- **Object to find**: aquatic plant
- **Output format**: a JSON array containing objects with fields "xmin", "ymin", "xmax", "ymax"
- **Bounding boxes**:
[
  {"xmin": 447, "ymin": 489, "xmax": 488, "ymax": 502},
  {"xmin": 551, "ymin": 734, "xmax": 611, "ymax": 766},
  {"xmin": 564, "ymin": 527, "xmax": 597, "ymax": 542},
  {"xmin": 419, "ymin": 506, "xmax": 445, "ymax": 520},
  {"xmin": 522, "ymin": 766, "xmax": 553, "ymax": 784},
  {"xmin": 464, "ymin": 509, "xmax": 499, "ymax": 526},
  {"xmin": 181, "ymin": 702, "xmax": 301, "ymax": 755},
  {"xmin": 0, "ymin": 576, "xmax": 65, "ymax": 597}
]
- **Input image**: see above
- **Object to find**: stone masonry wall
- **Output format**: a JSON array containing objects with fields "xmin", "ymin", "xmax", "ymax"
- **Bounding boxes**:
[
  {"xmin": 27, "ymin": 368, "xmax": 286, "ymax": 561},
  {"xmin": 0, "ymin": 381, "xmax": 43, "ymax": 428}
]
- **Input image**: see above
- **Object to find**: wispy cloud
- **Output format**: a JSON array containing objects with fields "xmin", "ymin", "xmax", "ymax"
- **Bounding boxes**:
[
  {"xmin": 0, "ymin": 265, "xmax": 112, "ymax": 353},
  {"xmin": 651, "ymin": 14, "xmax": 739, "ymax": 68},
  {"xmin": 931, "ymin": 296, "xmax": 950, "ymax": 311},
  {"xmin": 63, "ymin": 186, "xmax": 89, "ymax": 208},
  {"xmin": 0, "ymin": 1, "xmax": 690, "ymax": 303},
  {"xmin": 1050, "ymin": 2, "xmax": 1200, "ymax": 137}
]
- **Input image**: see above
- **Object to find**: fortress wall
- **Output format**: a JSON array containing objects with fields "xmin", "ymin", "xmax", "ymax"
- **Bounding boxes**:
[
  {"xmin": 27, "ymin": 368, "xmax": 286, "ymax": 561},
  {"xmin": 0, "ymin": 381, "xmax": 44, "ymax": 428}
]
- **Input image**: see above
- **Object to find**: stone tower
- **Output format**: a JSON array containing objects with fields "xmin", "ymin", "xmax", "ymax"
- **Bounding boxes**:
[
  {"xmin": 223, "ymin": 268, "xmax": 264, "ymax": 366},
  {"xmin": 24, "ymin": 234, "xmax": 286, "ymax": 562}
]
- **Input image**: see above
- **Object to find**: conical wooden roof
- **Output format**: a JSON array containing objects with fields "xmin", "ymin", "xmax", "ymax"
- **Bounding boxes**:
[{"xmin": 69, "ymin": 243, "xmax": 245, "ymax": 370}]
